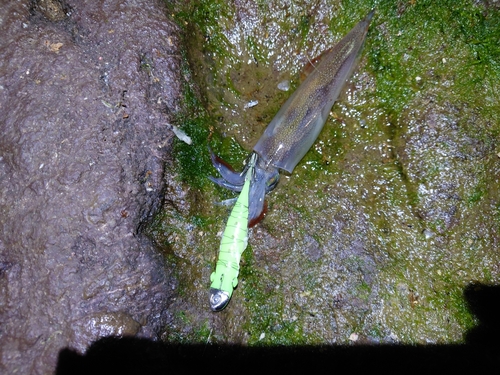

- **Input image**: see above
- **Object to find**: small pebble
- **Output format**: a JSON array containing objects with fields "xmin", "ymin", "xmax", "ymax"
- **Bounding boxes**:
[
  {"xmin": 244, "ymin": 100, "xmax": 258, "ymax": 109},
  {"xmin": 171, "ymin": 125, "xmax": 192, "ymax": 145},
  {"xmin": 277, "ymin": 80, "xmax": 290, "ymax": 91},
  {"xmin": 349, "ymin": 333, "xmax": 358, "ymax": 342},
  {"xmin": 423, "ymin": 229, "xmax": 434, "ymax": 239}
]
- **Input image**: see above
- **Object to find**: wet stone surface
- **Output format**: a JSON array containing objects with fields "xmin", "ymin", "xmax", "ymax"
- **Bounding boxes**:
[
  {"xmin": 155, "ymin": 0, "xmax": 500, "ymax": 347},
  {"xmin": 1, "ymin": 0, "xmax": 500, "ymax": 370},
  {"xmin": 0, "ymin": 0, "xmax": 181, "ymax": 373}
]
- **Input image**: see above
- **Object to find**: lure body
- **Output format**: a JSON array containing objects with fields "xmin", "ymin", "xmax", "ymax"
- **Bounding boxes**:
[
  {"xmin": 209, "ymin": 154, "xmax": 256, "ymax": 311},
  {"xmin": 209, "ymin": 11, "xmax": 373, "ymax": 225}
]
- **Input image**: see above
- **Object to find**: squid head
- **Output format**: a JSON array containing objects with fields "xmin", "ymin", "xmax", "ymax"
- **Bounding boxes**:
[{"xmin": 209, "ymin": 149, "xmax": 279, "ymax": 226}]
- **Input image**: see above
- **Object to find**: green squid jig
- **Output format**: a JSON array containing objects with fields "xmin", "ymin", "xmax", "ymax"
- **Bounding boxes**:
[{"xmin": 209, "ymin": 153, "xmax": 257, "ymax": 311}]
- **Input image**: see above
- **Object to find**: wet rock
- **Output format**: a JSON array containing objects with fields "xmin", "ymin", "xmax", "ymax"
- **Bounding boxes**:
[
  {"xmin": 303, "ymin": 234, "xmax": 323, "ymax": 262},
  {"xmin": 30, "ymin": 0, "xmax": 69, "ymax": 22},
  {"xmin": 0, "ymin": 0, "xmax": 181, "ymax": 373},
  {"xmin": 398, "ymin": 97, "xmax": 495, "ymax": 233},
  {"xmin": 73, "ymin": 312, "xmax": 142, "ymax": 346}
]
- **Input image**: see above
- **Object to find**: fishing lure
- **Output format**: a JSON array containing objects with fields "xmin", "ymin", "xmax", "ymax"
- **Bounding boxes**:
[
  {"xmin": 209, "ymin": 11, "xmax": 374, "ymax": 225},
  {"xmin": 209, "ymin": 153, "xmax": 257, "ymax": 311}
]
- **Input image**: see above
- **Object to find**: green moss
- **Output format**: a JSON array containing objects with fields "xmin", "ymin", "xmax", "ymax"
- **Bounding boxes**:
[
  {"xmin": 292, "ymin": 13, "xmax": 311, "ymax": 49},
  {"xmin": 173, "ymin": 117, "xmax": 211, "ymax": 189},
  {"xmin": 427, "ymin": 286, "xmax": 478, "ymax": 338},
  {"xmin": 367, "ymin": 324, "xmax": 386, "ymax": 340},
  {"xmin": 467, "ymin": 187, "xmax": 486, "ymax": 205},
  {"xmin": 246, "ymin": 35, "xmax": 268, "ymax": 64},
  {"xmin": 169, "ymin": 56, "xmax": 213, "ymax": 189},
  {"xmin": 139, "ymin": 54, "xmax": 153, "ymax": 75},
  {"xmin": 146, "ymin": 211, "xmax": 182, "ymax": 252},
  {"xmin": 165, "ymin": 314, "xmax": 212, "ymax": 344},
  {"xmin": 170, "ymin": 49, "xmax": 249, "ymax": 193},
  {"xmin": 356, "ymin": 281, "xmax": 372, "ymax": 300},
  {"xmin": 368, "ymin": 0, "xmax": 500, "ymax": 119},
  {"xmin": 238, "ymin": 247, "xmax": 316, "ymax": 345},
  {"xmin": 212, "ymin": 136, "xmax": 249, "ymax": 170},
  {"xmin": 171, "ymin": 0, "xmax": 234, "ymax": 58}
]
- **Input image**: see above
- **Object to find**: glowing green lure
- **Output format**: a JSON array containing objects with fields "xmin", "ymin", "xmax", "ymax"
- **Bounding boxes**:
[{"xmin": 209, "ymin": 153, "xmax": 256, "ymax": 311}]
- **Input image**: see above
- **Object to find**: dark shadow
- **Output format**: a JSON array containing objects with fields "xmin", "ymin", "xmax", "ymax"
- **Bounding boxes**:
[
  {"xmin": 57, "ymin": 283, "xmax": 500, "ymax": 375},
  {"xmin": 464, "ymin": 283, "xmax": 500, "ymax": 345}
]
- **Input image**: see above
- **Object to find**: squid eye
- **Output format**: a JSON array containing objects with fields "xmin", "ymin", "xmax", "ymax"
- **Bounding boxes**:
[{"xmin": 266, "ymin": 173, "xmax": 280, "ymax": 192}]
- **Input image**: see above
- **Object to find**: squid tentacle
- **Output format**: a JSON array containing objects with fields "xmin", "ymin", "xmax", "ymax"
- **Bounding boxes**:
[
  {"xmin": 208, "ymin": 147, "xmax": 246, "ymax": 187},
  {"xmin": 207, "ymin": 176, "xmax": 243, "ymax": 192},
  {"xmin": 209, "ymin": 150, "xmax": 280, "ymax": 226}
]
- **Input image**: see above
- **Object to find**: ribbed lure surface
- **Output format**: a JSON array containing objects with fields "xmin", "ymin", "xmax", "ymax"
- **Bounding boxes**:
[{"xmin": 209, "ymin": 154, "xmax": 256, "ymax": 311}]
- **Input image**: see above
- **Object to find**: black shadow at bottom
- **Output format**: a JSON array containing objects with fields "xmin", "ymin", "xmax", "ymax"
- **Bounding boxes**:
[{"xmin": 56, "ymin": 283, "xmax": 500, "ymax": 374}]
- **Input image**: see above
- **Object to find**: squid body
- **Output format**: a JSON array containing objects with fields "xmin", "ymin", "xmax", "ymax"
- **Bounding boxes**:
[{"xmin": 210, "ymin": 11, "xmax": 373, "ymax": 225}]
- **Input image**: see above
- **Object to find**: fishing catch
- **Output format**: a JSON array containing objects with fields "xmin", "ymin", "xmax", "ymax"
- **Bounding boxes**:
[{"xmin": 209, "ymin": 11, "xmax": 373, "ymax": 310}]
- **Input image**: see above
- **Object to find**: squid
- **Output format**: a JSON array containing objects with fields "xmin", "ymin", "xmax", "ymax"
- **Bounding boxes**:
[
  {"xmin": 209, "ymin": 11, "xmax": 374, "ymax": 226},
  {"xmin": 209, "ymin": 11, "xmax": 373, "ymax": 311}
]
